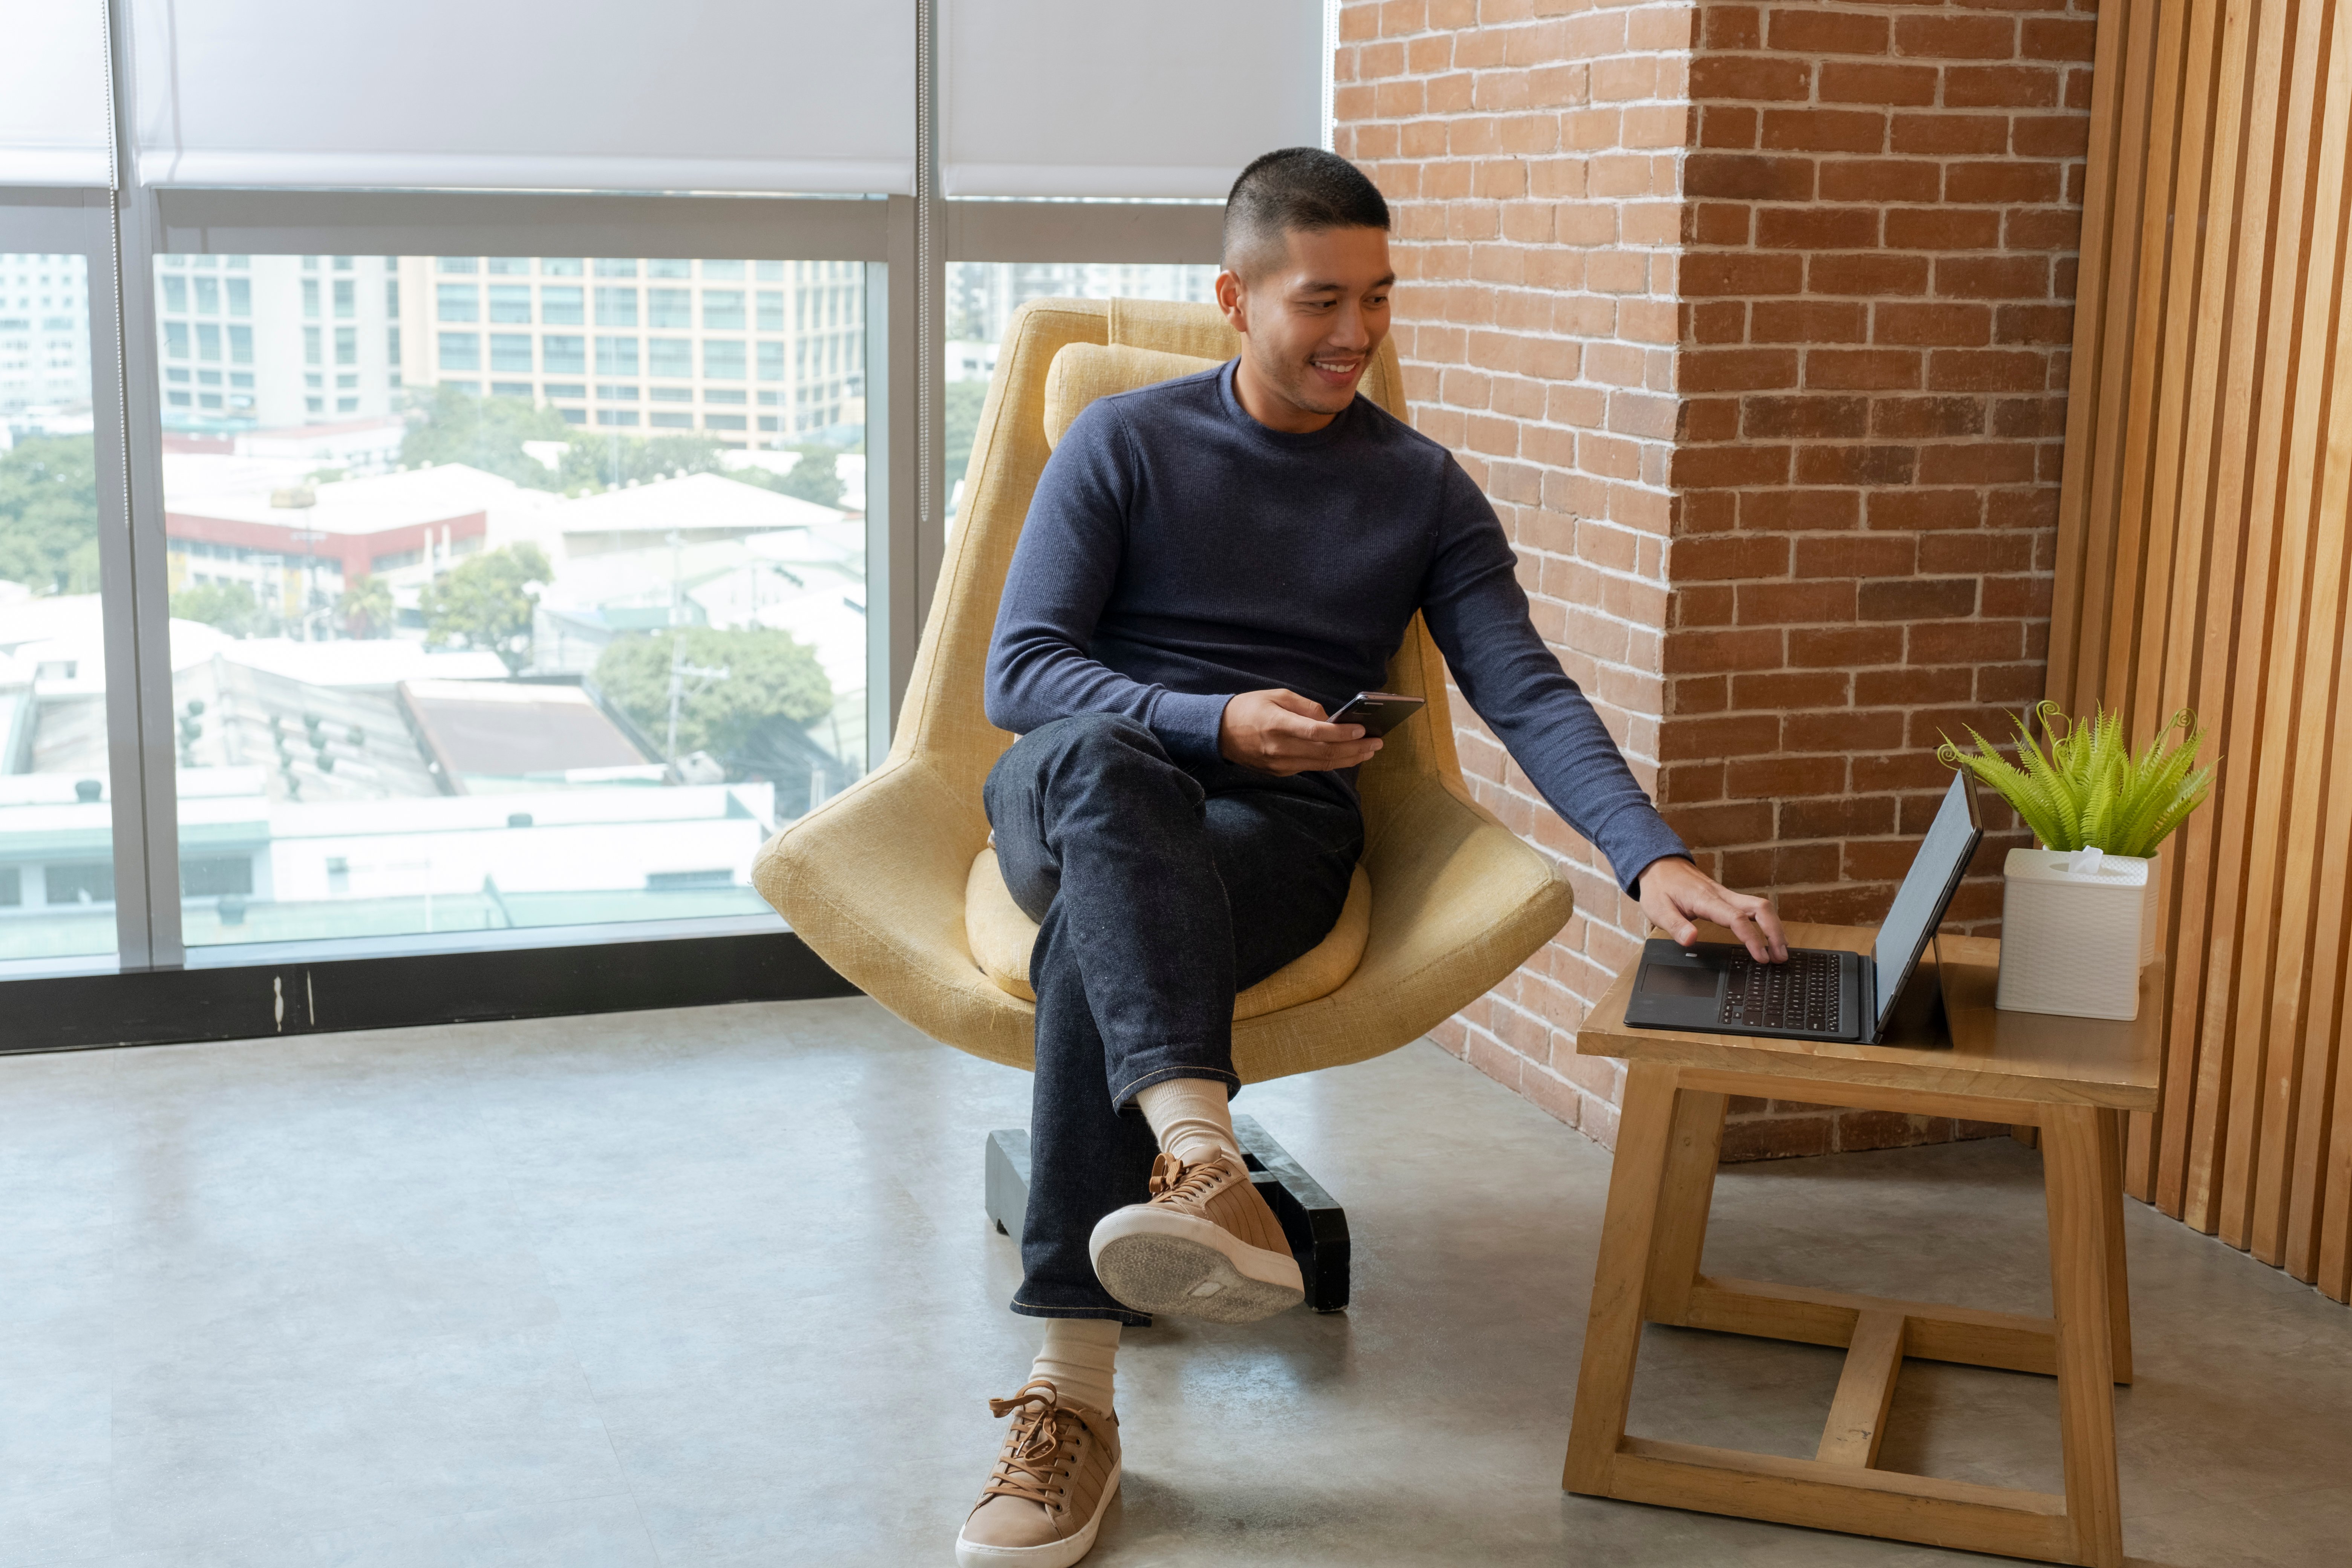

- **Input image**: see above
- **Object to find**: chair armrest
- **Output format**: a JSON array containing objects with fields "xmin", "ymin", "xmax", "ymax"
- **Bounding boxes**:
[
  {"xmin": 750, "ymin": 756, "xmax": 1036, "ymax": 1069},
  {"xmin": 1233, "ymin": 778, "xmax": 1572, "ymax": 1083}
]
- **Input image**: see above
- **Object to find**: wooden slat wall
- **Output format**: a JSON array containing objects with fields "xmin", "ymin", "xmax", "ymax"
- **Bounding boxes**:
[{"xmin": 2050, "ymin": 0, "xmax": 2352, "ymax": 1301}]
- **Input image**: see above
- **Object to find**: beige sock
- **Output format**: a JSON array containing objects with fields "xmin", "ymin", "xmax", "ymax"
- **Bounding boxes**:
[
  {"xmin": 1030, "ymin": 1317, "xmax": 1121, "ymax": 1413},
  {"xmin": 1134, "ymin": 1077, "xmax": 1243, "ymax": 1168}
]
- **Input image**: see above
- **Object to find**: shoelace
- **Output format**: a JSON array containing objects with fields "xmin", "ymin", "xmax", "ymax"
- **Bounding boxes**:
[
  {"xmin": 1147, "ymin": 1151, "xmax": 1228, "ymax": 1204},
  {"xmin": 980, "ymin": 1380, "xmax": 1080, "ymax": 1506}
]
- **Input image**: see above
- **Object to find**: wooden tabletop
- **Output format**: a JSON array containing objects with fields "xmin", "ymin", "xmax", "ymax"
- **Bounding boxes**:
[{"xmin": 1577, "ymin": 922, "xmax": 2162, "ymax": 1110}]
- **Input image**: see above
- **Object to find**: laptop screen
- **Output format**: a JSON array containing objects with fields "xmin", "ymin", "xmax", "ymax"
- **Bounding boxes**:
[{"xmin": 1870, "ymin": 772, "xmax": 1981, "ymax": 1029}]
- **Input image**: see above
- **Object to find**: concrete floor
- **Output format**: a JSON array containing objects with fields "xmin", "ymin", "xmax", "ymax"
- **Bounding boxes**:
[{"xmin": 3, "ymin": 998, "xmax": 2347, "ymax": 1568}]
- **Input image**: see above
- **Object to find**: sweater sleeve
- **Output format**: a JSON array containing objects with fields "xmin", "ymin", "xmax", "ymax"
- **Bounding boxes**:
[
  {"xmin": 983, "ymin": 400, "xmax": 1231, "ymax": 764},
  {"xmin": 1417, "ymin": 459, "xmax": 1689, "ymax": 893}
]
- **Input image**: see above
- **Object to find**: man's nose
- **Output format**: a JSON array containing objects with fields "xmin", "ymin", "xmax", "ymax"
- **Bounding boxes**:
[{"xmin": 1326, "ymin": 304, "xmax": 1373, "ymax": 350}]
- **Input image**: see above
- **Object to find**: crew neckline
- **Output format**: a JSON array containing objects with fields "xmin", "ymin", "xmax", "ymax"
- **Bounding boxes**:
[{"xmin": 1215, "ymin": 358, "xmax": 1361, "ymax": 449}]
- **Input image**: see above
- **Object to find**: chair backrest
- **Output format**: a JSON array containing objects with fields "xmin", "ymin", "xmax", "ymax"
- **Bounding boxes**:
[{"xmin": 892, "ymin": 297, "xmax": 1467, "ymax": 853}]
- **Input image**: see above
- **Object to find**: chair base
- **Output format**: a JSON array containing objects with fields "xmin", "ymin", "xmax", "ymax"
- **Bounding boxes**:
[{"xmin": 983, "ymin": 1114, "xmax": 1351, "ymax": 1313}]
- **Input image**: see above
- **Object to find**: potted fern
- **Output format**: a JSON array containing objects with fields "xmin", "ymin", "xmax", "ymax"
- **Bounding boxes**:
[{"xmin": 1940, "ymin": 703, "xmax": 2215, "ymax": 1021}]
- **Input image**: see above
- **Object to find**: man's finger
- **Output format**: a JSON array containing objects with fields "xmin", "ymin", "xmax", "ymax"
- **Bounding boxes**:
[{"xmin": 1750, "ymin": 900, "xmax": 1790, "ymax": 961}]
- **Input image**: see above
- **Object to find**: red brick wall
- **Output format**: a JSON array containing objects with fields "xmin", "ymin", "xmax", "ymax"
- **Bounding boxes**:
[{"xmin": 1335, "ymin": 0, "xmax": 2093, "ymax": 1158}]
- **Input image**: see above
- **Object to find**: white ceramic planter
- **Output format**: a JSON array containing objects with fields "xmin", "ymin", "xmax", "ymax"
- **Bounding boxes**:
[{"xmin": 1996, "ymin": 848, "xmax": 2161, "ymax": 1020}]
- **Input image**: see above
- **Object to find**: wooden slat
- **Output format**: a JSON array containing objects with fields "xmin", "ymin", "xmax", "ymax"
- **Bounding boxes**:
[
  {"xmin": 1680, "ymin": 1276, "xmax": 2064, "ymax": 1377},
  {"xmin": 2049, "ymin": 0, "xmax": 2352, "ymax": 1306},
  {"xmin": 1639, "ymin": 1087, "xmax": 1725, "ymax": 1325},
  {"xmin": 1607, "ymin": 1438, "xmax": 2073, "ymax": 1562},
  {"xmin": 1815, "ymin": 1309, "xmax": 1905, "ymax": 1467}
]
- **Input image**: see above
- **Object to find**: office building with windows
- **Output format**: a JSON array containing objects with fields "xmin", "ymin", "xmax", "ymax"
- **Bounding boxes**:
[
  {"xmin": 0, "ymin": 252, "xmax": 91, "ymax": 415},
  {"xmin": 399, "ymin": 255, "xmax": 865, "ymax": 444}
]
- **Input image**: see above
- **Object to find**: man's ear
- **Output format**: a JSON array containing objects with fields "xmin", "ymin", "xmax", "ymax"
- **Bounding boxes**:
[{"xmin": 1214, "ymin": 268, "xmax": 1249, "ymax": 335}]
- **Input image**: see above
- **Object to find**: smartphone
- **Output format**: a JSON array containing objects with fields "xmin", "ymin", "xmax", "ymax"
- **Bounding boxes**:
[{"xmin": 1326, "ymin": 691, "xmax": 1426, "ymax": 738}]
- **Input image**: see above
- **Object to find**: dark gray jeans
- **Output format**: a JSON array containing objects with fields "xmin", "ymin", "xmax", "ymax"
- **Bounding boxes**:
[{"xmin": 984, "ymin": 714, "xmax": 1363, "ymax": 1323}]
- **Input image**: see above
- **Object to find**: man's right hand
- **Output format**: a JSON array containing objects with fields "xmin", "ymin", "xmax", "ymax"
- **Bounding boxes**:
[{"xmin": 1219, "ymin": 689, "xmax": 1384, "ymax": 776}]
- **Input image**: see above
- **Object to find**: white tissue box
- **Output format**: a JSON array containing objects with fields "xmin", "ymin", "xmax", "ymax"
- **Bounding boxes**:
[{"xmin": 1997, "ymin": 848, "xmax": 2160, "ymax": 1020}]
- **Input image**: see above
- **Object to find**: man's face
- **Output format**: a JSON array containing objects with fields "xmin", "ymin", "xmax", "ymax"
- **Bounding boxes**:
[{"xmin": 1216, "ymin": 225, "xmax": 1394, "ymax": 431}]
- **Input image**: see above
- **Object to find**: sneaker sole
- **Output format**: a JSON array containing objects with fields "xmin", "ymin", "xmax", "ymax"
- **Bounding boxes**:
[
  {"xmin": 954, "ymin": 1459, "xmax": 1121, "ymax": 1568},
  {"xmin": 1087, "ymin": 1208, "xmax": 1305, "ymax": 1323}
]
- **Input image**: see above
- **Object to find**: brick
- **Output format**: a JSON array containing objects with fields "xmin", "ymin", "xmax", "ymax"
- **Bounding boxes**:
[
  {"xmin": 1743, "ymin": 394, "xmax": 1871, "ymax": 439},
  {"xmin": 1868, "ymin": 487, "xmax": 1989, "ymax": 529},
  {"xmin": 1884, "ymin": 207, "xmax": 2003, "ymax": 250},
  {"xmin": 1873, "ymin": 396, "xmax": 1990, "ymax": 439},
  {"xmin": 1894, "ymin": 15, "xmax": 2018, "ymax": 58},
  {"xmin": 1876, "ymin": 300, "xmax": 1994, "ymax": 346},
  {"xmin": 1758, "ymin": 205, "xmax": 1883, "ymax": 249},
  {"xmin": 1946, "ymin": 65, "xmax": 2063, "ymax": 107},
  {"xmin": 1928, "ymin": 348, "xmax": 2052, "ymax": 391},
  {"xmin": 1891, "ymin": 113, "xmax": 2010, "ymax": 156},
  {"xmin": 1704, "ymin": 6, "xmax": 1764, "ymax": 49},
  {"xmin": 1732, "ymin": 669, "xmax": 1853, "ymax": 709},
  {"xmin": 1735, "ymin": 578, "xmax": 1857, "ymax": 622},
  {"xmin": 1809, "ymin": 254, "xmax": 1933, "ymax": 296},
  {"xmin": 1672, "ymin": 443, "xmax": 1797, "ymax": 489},
  {"xmin": 1750, "ymin": 299, "xmax": 1867, "ymax": 342},
  {"xmin": 1937, "ymin": 256, "xmax": 2052, "ymax": 298},
  {"xmin": 1690, "ymin": 56, "xmax": 1814, "ymax": 101},
  {"xmin": 1681, "ymin": 347, "xmax": 1801, "ymax": 391},
  {"xmin": 1683, "ymin": 251, "xmax": 1809, "ymax": 296},
  {"xmin": 1780, "ymin": 793, "xmax": 1896, "ymax": 839},
  {"xmin": 1701, "ymin": 104, "xmax": 1760, "ymax": 149},
  {"xmin": 1796, "ymin": 444, "xmax": 1919, "ymax": 485},
  {"xmin": 1818, "ymin": 62, "xmax": 1939, "ymax": 106},
  {"xmin": 1741, "ymin": 488, "xmax": 1861, "ymax": 530},
  {"xmin": 1768, "ymin": 10, "xmax": 1891, "ymax": 55},
  {"xmin": 2022, "ymin": 17, "xmax": 2099, "ymax": 60},
  {"xmin": 1762, "ymin": 109, "xmax": 1890, "ymax": 155},
  {"xmin": 1686, "ymin": 153, "xmax": 1818, "ymax": 201},
  {"xmin": 1664, "ymin": 627, "xmax": 1790, "ymax": 675},
  {"xmin": 1819, "ymin": 158, "xmax": 1932, "ymax": 202},
  {"xmin": 1794, "ymin": 534, "xmax": 1919, "ymax": 578},
  {"xmin": 1995, "ymin": 303, "xmax": 2076, "ymax": 345},
  {"xmin": 1859, "ymin": 576, "xmax": 1979, "ymax": 620},
  {"xmin": 1919, "ymin": 442, "xmax": 2038, "ymax": 483},
  {"xmin": 1788, "ymin": 624, "xmax": 1905, "ymax": 667},
  {"xmin": 1946, "ymin": 160, "xmax": 2064, "ymax": 204},
  {"xmin": 1805, "ymin": 348, "xmax": 1925, "ymax": 389},
  {"xmin": 2014, "ymin": 113, "xmax": 2092, "ymax": 157}
]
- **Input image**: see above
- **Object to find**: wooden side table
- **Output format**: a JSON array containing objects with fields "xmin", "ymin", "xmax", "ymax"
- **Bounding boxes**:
[{"xmin": 1564, "ymin": 923, "xmax": 2161, "ymax": 1568}]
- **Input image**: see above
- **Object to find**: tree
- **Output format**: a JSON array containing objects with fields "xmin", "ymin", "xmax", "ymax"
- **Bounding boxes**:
[
  {"xmin": 170, "ymin": 582, "xmax": 274, "ymax": 638},
  {"xmin": 418, "ymin": 544, "xmax": 551, "ymax": 672},
  {"xmin": 337, "ymin": 576, "xmax": 396, "ymax": 639},
  {"xmin": 557, "ymin": 430, "xmax": 727, "ymax": 492},
  {"xmin": 592, "ymin": 626, "xmax": 833, "ymax": 764},
  {"xmin": 0, "ymin": 436, "xmax": 101, "ymax": 595},
  {"xmin": 401, "ymin": 386, "xmax": 572, "ymax": 489},
  {"xmin": 728, "ymin": 446, "xmax": 847, "ymax": 509},
  {"xmin": 944, "ymin": 379, "xmax": 989, "ymax": 492}
]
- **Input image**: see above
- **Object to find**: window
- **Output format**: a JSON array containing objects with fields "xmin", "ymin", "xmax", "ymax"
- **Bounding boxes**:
[
  {"xmin": 197, "ymin": 323, "xmax": 222, "ymax": 361},
  {"xmin": 542, "ymin": 336, "xmax": 586, "ymax": 374},
  {"xmin": 649, "ymin": 288, "xmax": 691, "ymax": 329},
  {"xmin": 544, "ymin": 381, "xmax": 586, "ymax": 399},
  {"xmin": 597, "ymin": 384, "xmax": 637, "ymax": 401},
  {"xmin": 541, "ymin": 286, "xmax": 584, "ymax": 325},
  {"xmin": 490, "ymin": 381, "xmax": 533, "ymax": 398},
  {"xmin": 194, "ymin": 277, "xmax": 220, "ymax": 314},
  {"xmin": 165, "ymin": 321, "xmax": 191, "ymax": 357},
  {"xmin": 595, "ymin": 336, "xmax": 639, "ymax": 376},
  {"xmin": 652, "ymin": 386, "xmax": 693, "ymax": 402},
  {"xmin": 385, "ymin": 279, "xmax": 400, "ymax": 317},
  {"xmin": 705, "ymin": 387, "xmax": 746, "ymax": 405},
  {"xmin": 229, "ymin": 325, "xmax": 253, "ymax": 363},
  {"xmin": 595, "ymin": 408, "xmax": 640, "ymax": 426},
  {"xmin": 163, "ymin": 275, "xmax": 187, "ymax": 311},
  {"xmin": 703, "ymin": 260, "xmax": 745, "ymax": 280},
  {"xmin": 648, "ymin": 338, "xmax": 692, "ymax": 378},
  {"xmin": 438, "ymin": 257, "xmax": 478, "ymax": 273},
  {"xmin": 228, "ymin": 277, "xmax": 250, "ymax": 315},
  {"xmin": 758, "ymin": 341, "xmax": 784, "ymax": 381},
  {"xmin": 487, "ymin": 257, "xmax": 531, "ymax": 275},
  {"xmin": 648, "ymin": 258, "xmax": 691, "ymax": 279},
  {"xmin": 594, "ymin": 258, "xmax": 638, "ymax": 278},
  {"xmin": 705, "ymin": 414, "xmax": 748, "ymax": 431},
  {"xmin": 704, "ymin": 340, "xmax": 745, "ymax": 380},
  {"xmin": 305, "ymin": 326, "xmax": 321, "ymax": 365},
  {"xmin": 756, "ymin": 260, "xmax": 784, "ymax": 282},
  {"xmin": 335, "ymin": 326, "xmax": 356, "ymax": 366},
  {"xmin": 336, "ymin": 372, "xmax": 357, "ymax": 389},
  {"xmin": 757, "ymin": 291, "xmax": 784, "ymax": 331},
  {"xmin": 303, "ymin": 279, "xmax": 320, "ymax": 318},
  {"xmin": 595, "ymin": 287, "xmax": 638, "ymax": 327},
  {"xmin": 334, "ymin": 280, "xmax": 355, "ymax": 318},
  {"xmin": 488, "ymin": 285, "xmax": 532, "ymax": 323},
  {"xmin": 490, "ymin": 334, "xmax": 534, "ymax": 373},
  {"xmin": 541, "ymin": 258, "xmax": 583, "ymax": 276},
  {"xmin": 703, "ymin": 291, "xmax": 745, "ymax": 330},
  {"xmin": 437, "ymin": 284, "xmax": 479, "ymax": 323},
  {"xmin": 650, "ymin": 410, "xmax": 694, "ymax": 428},
  {"xmin": 439, "ymin": 332, "xmax": 481, "ymax": 371}
]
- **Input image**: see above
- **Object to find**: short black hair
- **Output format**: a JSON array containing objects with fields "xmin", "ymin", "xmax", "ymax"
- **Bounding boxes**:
[{"xmin": 1222, "ymin": 148, "xmax": 1390, "ymax": 278}]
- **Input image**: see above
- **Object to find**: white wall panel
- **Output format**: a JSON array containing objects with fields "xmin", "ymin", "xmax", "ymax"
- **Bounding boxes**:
[
  {"xmin": 0, "ymin": 0, "xmax": 114, "ymax": 187},
  {"xmin": 940, "ymin": 0, "xmax": 1325, "ymax": 198},
  {"xmin": 125, "ymin": 0, "xmax": 916, "ymax": 194}
]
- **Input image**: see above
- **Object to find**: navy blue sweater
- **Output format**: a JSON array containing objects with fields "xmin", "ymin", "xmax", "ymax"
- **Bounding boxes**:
[{"xmin": 984, "ymin": 360, "xmax": 1687, "ymax": 893}]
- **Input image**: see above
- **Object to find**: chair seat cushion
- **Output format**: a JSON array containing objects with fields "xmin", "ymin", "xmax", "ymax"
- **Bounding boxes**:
[{"xmin": 964, "ymin": 847, "xmax": 1373, "ymax": 1021}]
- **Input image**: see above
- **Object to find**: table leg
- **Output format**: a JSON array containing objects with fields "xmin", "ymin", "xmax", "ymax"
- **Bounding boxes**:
[
  {"xmin": 2044, "ymin": 1105, "xmax": 2126, "ymax": 1568},
  {"xmin": 1564, "ymin": 1062, "xmax": 1684, "ymax": 1494},
  {"xmin": 1642, "ymin": 1086, "xmax": 1728, "ymax": 1324},
  {"xmin": 2096, "ymin": 1107, "xmax": 2135, "ymax": 1384}
]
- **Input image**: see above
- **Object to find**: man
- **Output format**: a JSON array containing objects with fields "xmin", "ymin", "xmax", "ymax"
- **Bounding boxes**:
[{"xmin": 955, "ymin": 149, "xmax": 1787, "ymax": 1568}]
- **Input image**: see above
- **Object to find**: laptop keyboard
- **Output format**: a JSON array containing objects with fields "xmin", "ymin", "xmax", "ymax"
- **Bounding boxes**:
[{"xmin": 1720, "ymin": 949, "xmax": 1842, "ymax": 1033}]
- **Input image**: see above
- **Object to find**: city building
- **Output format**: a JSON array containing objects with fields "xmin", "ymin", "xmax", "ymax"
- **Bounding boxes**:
[
  {"xmin": 155, "ymin": 254, "xmax": 400, "ymax": 430},
  {"xmin": 394, "ymin": 256, "xmax": 866, "ymax": 445},
  {"xmin": 0, "ymin": 252, "xmax": 92, "ymax": 415}
]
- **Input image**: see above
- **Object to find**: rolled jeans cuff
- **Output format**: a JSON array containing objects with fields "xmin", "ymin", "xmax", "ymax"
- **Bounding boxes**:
[{"xmin": 1110, "ymin": 1061, "xmax": 1241, "ymax": 1110}]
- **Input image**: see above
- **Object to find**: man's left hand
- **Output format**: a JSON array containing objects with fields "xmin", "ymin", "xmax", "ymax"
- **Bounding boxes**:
[{"xmin": 1635, "ymin": 857, "xmax": 1788, "ymax": 964}]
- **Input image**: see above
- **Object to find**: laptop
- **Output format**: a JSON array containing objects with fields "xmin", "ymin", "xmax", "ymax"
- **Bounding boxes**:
[{"xmin": 1624, "ymin": 770, "xmax": 1983, "ymax": 1045}]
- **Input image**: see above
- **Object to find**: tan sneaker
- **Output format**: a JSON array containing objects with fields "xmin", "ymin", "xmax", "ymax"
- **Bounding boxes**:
[
  {"xmin": 955, "ymin": 1380, "xmax": 1121, "ymax": 1568},
  {"xmin": 1087, "ymin": 1151, "xmax": 1305, "ymax": 1323}
]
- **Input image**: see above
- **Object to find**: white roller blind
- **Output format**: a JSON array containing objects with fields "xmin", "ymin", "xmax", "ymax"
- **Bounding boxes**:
[
  {"xmin": 0, "ymin": 0, "xmax": 114, "ymax": 187},
  {"xmin": 941, "ymin": 1, "xmax": 1326, "ymax": 199},
  {"xmin": 125, "ymin": 0, "xmax": 916, "ymax": 194}
]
